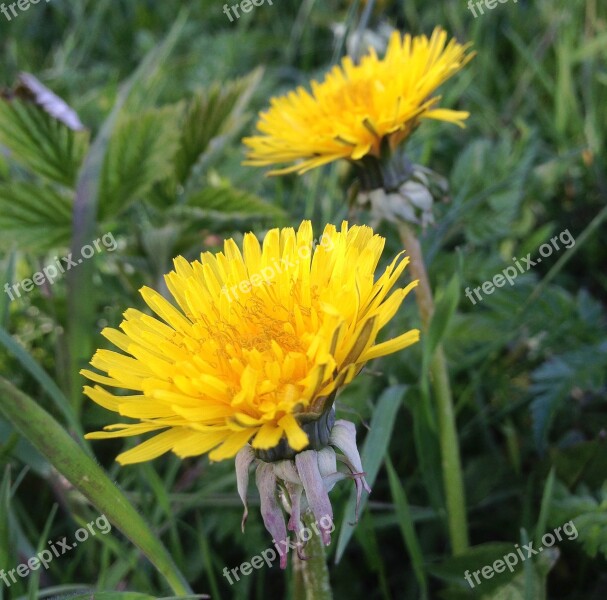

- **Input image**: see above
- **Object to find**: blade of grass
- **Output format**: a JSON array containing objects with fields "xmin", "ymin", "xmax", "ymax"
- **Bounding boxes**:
[
  {"xmin": 521, "ymin": 528, "xmax": 535, "ymax": 600},
  {"xmin": 66, "ymin": 9, "xmax": 189, "ymax": 413},
  {"xmin": 334, "ymin": 384, "xmax": 405, "ymax": 563},
  {"xmin": 0, "ymin": 466, "xmax": 11, "ymax": 600},
  {"xmin": 27, "ymin": 504, "xmax": 58, "ymax": 600},
  {"xmin": 0, "ymin": 249, "xmax": 16, "ymax": 326},
  {"xmin": 534, "ymin": 467, "xmax": 556, "ymax": 546},
  {"xmin": 0, "ymin": 325, "xmax": 87, "ymax": 448},
  {"xmin": 0, "ymin": 376, "xmax": 192, "ymax": 595},
  {"xmin": 385, "ymin": 456, "xmax": 428, "ymax": 599},
  {"xmin": 353, "ymin": 511, "xmax": 392, "ymax": 600},
  {"xmin": 197, "ymin": 518, "xmax": 222, "ymax": 600}
]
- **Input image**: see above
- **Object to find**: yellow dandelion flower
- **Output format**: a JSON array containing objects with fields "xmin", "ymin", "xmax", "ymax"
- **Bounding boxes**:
[
  {"xmin": 82, "ymin": 221, "xmax": 419, "ymax": 465},
  {"xmin": 243, "ymin": 27, "xmax": 474, "ymax": 175}
]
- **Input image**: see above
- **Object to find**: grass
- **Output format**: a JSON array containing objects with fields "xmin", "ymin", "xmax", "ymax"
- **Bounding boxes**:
[{"xmin": 0, "ymin": 0, "xmax": 606, "ymax": 598}]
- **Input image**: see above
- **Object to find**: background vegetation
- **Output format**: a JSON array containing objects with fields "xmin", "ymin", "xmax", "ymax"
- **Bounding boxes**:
[{"xmin": 0, "ymin": 0, "xmax": 606, "ymax": 598}]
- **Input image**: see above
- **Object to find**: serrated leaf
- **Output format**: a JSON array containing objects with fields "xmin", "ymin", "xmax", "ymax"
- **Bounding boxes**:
[
  {"xmin": 428, "ymin": 541, "xmax": 556, "ymax": 598},
  {"xmin": 0, "ymin": 99, "xmax": 89, "ymax": 187},
  {"xmin": 431, "ymin": 549, "xmax": 556, "ymax": 600},
  {"xmin": 13, "ymin": 72, "xmax": 85, "ymax": 131},
  {"xmin": 429, "ymin": 542, "xmax": 519, "ymax": 589},
  {"xmin": 98, "ymin": 106, "xmax": 181, "ymax": 219},
  {"xmin": 480, "ymin": 549, "xmax": 557, "ymax": 600},
  {"xmin": 530, "ymin": 342, "xmax": 607, "ymax": 451},
  {"xmin": 0, "ymin": 182, "xmax": 72, "ymax": 251},
  {"xmin": 551, "ymin": 480, "xmax": 607, "ymax": 560},
  {"xmin": 185, "ymin": 184, "xmax": 284, "ymax": 217},
  {"xmin": 174, "ymin": 69, "xmax": 262, "ymax": 188}
]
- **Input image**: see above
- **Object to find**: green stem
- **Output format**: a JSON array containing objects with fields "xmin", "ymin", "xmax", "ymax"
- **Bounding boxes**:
[
  {"xmin": 398, "ymin": 222, "xmax": 469, "ymax": 555},
  {"xmin": 293, "ymin": 510, "xmax": 333, "ymax": 600},
  {"xmin": 292, "ymin": 555, "xmax": 306, "ymax": 600}
]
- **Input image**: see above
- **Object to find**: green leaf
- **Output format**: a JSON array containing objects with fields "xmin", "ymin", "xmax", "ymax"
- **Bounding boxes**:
[
  {"xmin": 407, "ymin": 388, "xmax": 443, "ymax": 511},
  {"xmin": 98, "ymin": 106, "xmax": 181, "ymax": 219},
  {"xmin": 534, "ymin": 467, "xmax": 556, "ymax": 546},
  {"xmin": 66, "ymin": 595, "xmax": 207, "ymax": 600},
  {"xmin": 0, "ymin": 326, "xmax": 86, "ymax": 444},
  {"xmin": 530, "ymin": 342, "xmax": 607, "ymax": 450},
  {"xmin": 0, "ymin": 422, "xmax": 50, "ymax": 477},
  {"xmin": 0, "ymin": 466, "xmax": 11, "ymax": 574},
  {"xmin": 352, "ymin": 511, "xmax": 392, "ymax": 600},
  {"xmin": 432, "ymin": 536, "xmax": 558, "ymax": 599},
  {"xmin": 0, "ymin": 182, "xmax": 72, "ymax": 251},
  {"xmin": 548, "ymin": 440, "xmax": 607, "ymax": 489},
  {"xmin": 28, "ymin": 503, "xmax": 59, "ymax": 600},
  {"xmin": 385, "ymin": 456, "xmax": 428, "ymax": 599},
  {"xmin": 67, "ymin": 595, "xmax": 158, "ymax": 600},
  {"xmin": 429, "ymin": 542, "xmax": 520, "ymax": 597},
  {"xmin": 0, "ymin": 99, "xmax": 89, "ymax": 187},
  {"xmin": 184, "ymin": 184, "xmax": 285, "ymax": 218},
  {"xmin": 423, "ymin": 271, "xmax": 460, "ymax": 374},
  {"xmin": 485, "ymin": 545, "xmax": 557, "ymax": 600},
  {"xmin": 550, "ymin": 480, "xmax": 607, "ymax": 560},
  {"xmin": 0, "ymin": 377, "xmax": 192, "ymax": 596},
  {"xmin": 334, "ymin": 384, "xmax": 405, "ymax": 563},
  {"xmin": 67, "ymin": 9, "xmax": 189, "ymax": 410},
  {"xmin": 174, "ymin": 69, "xmax": 263, "ymax": 188},
  {"xmin": 0, "ymin": 251, "xmax": 16, "ymax": 326}
]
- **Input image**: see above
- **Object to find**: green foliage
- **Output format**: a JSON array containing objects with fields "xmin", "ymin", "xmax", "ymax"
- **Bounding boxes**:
[
  {"xmin": 174, "ymin": 69, "xmax": 263, "ymax": 188},
  {"xmin": 0, "ymin": 0, "xmax": 605, "ymax": 598},
  {"xmin": 530, "ymin": 341, "xmax": 607, "ymax": 451},
  {"xmin": 0, "ymin": 377, "xmax": 192, "ymax": 595},
  {"xmin": 0, "ymin": 182, "xmax": 72, "ymax": 251},
  {"xmin": 335, "ymin": 385, "xmax": 405, "ymax": 563},
  {"xmin": 0, "ymin": 99, "xmax": 89, "ymax": 186},
  {"xmin": 183, "ymin": 183, "xmax": 285, "ymax": 218},
  {"xmin": 98, "ymin": 107, "xmax": 181, "ymax": 219},
  {"xmin": 550, "ymin": 480, "xmax": 607, "ymax": 561},
  {"xmin": 449, "ymin": 134, "xmax": 540, "ymax": 246}
]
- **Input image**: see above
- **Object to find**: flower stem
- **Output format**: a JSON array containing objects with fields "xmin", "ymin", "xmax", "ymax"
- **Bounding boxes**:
[
  {"xmin": 397, "ymin": 222, "xmax": 469, "ymax": 555},
  {"xmin": 294, "ymin": 510, "xmax": 333, "ymax": 600}
]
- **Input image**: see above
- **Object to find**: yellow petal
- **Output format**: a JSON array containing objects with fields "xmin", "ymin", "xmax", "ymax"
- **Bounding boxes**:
[
  {"xmin": 359, "ymin": 329, "xmax": 421, "ymax": 362},
  {"xmin": 85, "ymin": 422, "xmax": 168, "ymax": 439},
  {"xmin": 278, "ymin": 414, "xmax": 308, "ymax": 451},
  {"xmin": 208, "ymin": 429, "xmax": 255, "ymax": 462},
  {"xmin": 252, "ymin": 422, "xmax": 284, "ymax": 449},
  {"xmin": 116, "ymin": 428, "xmax": 185, "ymax": 465},
  {"xmin": 172, "ymin": 430, "xmax": 229, "ymax": 458}
]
